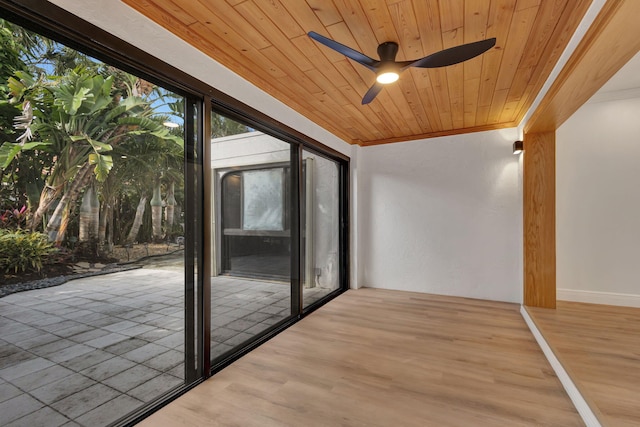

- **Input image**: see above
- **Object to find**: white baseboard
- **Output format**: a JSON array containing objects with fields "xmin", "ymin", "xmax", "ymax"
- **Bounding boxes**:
[
  {"xmin": 520, "ymin": 306, "xmax": 601, "ymax": 427},
  {"xmin": 557, "ymin": 288, "xmax": 640, "ymax": 308}
]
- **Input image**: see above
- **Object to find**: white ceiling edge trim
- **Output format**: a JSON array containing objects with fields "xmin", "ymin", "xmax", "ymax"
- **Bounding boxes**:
[
  {"xmin": 46, "ymin": 0, "xmax": 352, "ymax": 156},
  {"xmin": 517, "ymin": 0, "xmax": 608, "ymax": 137},
  {"xmin": 586, "ymin": 87, "xmax": 640, "ymax": 103}
]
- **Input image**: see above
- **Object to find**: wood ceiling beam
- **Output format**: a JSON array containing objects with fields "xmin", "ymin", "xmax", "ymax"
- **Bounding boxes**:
[{"xmin": 525, "ymin": 0, "xmax": 640, "ymax": 134}]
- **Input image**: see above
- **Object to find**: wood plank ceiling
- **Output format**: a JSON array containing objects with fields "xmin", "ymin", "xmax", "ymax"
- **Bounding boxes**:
[{"xmin": 122, "ymin": 0, "xmax": 592, "ymax": 146}]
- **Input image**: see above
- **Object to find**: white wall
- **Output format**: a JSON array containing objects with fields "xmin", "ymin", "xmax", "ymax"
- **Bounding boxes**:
[
  {"xmin": 557, "ymin": 96, "xmax": 640, "ymax": 306},
  {"xmin": 357, "ymin": 129, "xmax": 523, "ymax": 303}
]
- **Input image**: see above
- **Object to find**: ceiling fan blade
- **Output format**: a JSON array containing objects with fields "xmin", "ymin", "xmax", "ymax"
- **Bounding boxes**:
[
  {"xmin": 308, "ymin": 31, "xmax": 379, "ymax": 71},
  {"xmin": 401, "ymin": 38, "xmax": 496, "ymax": 70},
  {"xmin": 362, "ymin": 82, "xmax": 384, "ymax": 105}
]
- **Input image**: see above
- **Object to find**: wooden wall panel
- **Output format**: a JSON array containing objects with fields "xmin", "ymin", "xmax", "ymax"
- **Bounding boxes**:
[{"xmin": 523, "ymin": 132, "xmax": 556, "ymax": 308}]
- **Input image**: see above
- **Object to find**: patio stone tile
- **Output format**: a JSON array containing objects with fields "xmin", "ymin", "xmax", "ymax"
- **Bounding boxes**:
[
  {"xmin": 99, "ymin": 306, "xmax": 132, "ymax": 317},
  {"xmin": 31, "ymin": 338, "xmax": 76, "ymax": 358},
  {"xmin": 0, "ymin": 341, "xmax": 23, "ymax": 359},
  {"xmin": 59, "ymin": 310, "xmax": 95, "ymax": 321},
  {"xmin": 118, "ymin": 324, "xmax": 156, "ymax": 337},
  {"xmin": 103, "ymin": 338, "xmax": 148, "ymax": 355},
  {"xmin": 102, "ymin": 320, "xmax": 137, "ymax": 333},
  {"xmin": 0, "ymin": 357, "xmax": 54, "ymax": 381},
  {"xmin": 0, "ymin": 394, "xmax": 44, "ymax": 424},
  {"xmin": 210, "ymin": 327, "xmax": 238, "ymax": 342},
  {"xmin": 155, "ymin": 307, "xmax": 183, "ymax": 317},
  {"xmin": 265, "ymin": 314, "xmax": 287, "ymax": 326},
  {"xmin": 68, "ymin": 328, "xmax": 110, "ymax": 344},
  {"xmin": 144, "ymin": 317, "xmax": 183, "ymax": 331},
  {"xmin": 257, "ymin": 304, "xmax": 286, "ymax": 315},
  {"xmin": 144, "ymin": 349, "xmax": 183, "ymax": 372},
  {"xmin": 14, "ymin": 332, "xmax": 59, "ymax": 350},
  {"xmin": 130, "ymin": 312, "xmax": 164, "ymax": 323},
  {"xmin": 28, "ymin": 302, "xmax": 68, "ymax": 313},
  {"xmin": 53, "ymin": 324, "xmax": 92, "ymax": 339},
  {"xmin": 60, "ymin": 349, "xmax": 114, "ymax": 372},
  {"xmin": 211, "ymin": 314, "xmax": 235, "ymax": 327},
  {"xmin": 135, "ymin": 328, "xmax": 173, "ymax": 342},
  {"xmin": 0, "ymin": 381, "xmax": 22, "ymax": 403},
  {"xmin": 120, "ymin": 342, "xmax": 168, "ymax": 363},
  {"xmin": 29, "ymin": 314, "xmax": 67, "ymax": 328},
  {"xmin": 166, "ymin": 363, "xmax": 184, "ymax": 379},
  {"xmin": 75, "ymin": 394, "xmax": 142, "ymax": 426},
  {"xmin": 83, "ymin": 333, "xmax": 128, "ymax": 349},
  {"xmin": 210, "ymin": 306, "xmax": 235, "ymax": 316},
  {"xmin": 113, "ymin": 309, "xmax": 147, "ymax": 320},
  {"xmin": 51, "ymin": 383, "xmax": 120, "ymax": 419},
  {"xmin": 30, "ymin": 373, "xmax": 96, "ymax": 404},
  {"xmin": 48, "ymin": 306, "xmax": 86, "ymax": 318},
  {"xmin": 11, "ymin": 364, "xmax": 75, "ymax": 392},
  {"xmin": 223, "ymin": 332, "xmax": 253, "ymax": 347},
  {"xmin": 81, "ymin": 316, "xmax": 118, "ymax": 328},
  {"xmin": 80, "ymin": 356, "xmax": 136, "ymax": 382},
  {"xmin": 48, "ymin": 344, "xmax": 95, "ymax": 363},
  {"xmin": 242, "ymin": 311, "xmax": 273, "ymax": 323},
  {"xmin": 211, "ymin": 342, "xmax": 234, "ymax": 359},
  {"xmin": 127, "ymin": 373, "xmax": 182, "ymax": 402},
  {"xmin": 59, "ymin": 422, "xmax": 81, "ymax": 427},
  {"xmin": 225, "ymin": 318, "xmax": 259, "ymax": 332},
  {"xmin": 243, "ymin": 323, "xmax": 272, "ymax": 336},
  {"xmin": 102, "ymin": 365, "xmax": 160, "ymax": 393},
  {"xmin": 5, "ymin": 406, "xmax": 69, "ymax": 427},
  {"xmin": 78, "ymin": 301, "xmax": 114, "ymax": 311},
  {"xmin": 152, "ymin": 332, "xmax": 183, "ymax": 349}
]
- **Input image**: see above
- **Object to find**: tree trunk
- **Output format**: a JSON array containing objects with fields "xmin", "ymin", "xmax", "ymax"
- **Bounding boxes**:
[
  {"xmin": 98, "ymin": 198, "xmax": 108, "ymax": 245},
  {"xmin": 106, "ymin": 202, "xmax": 113, "ymax": 251},
  {"xmin": 90, "ymin": 187, "xmax": 99, "ymax": 241},
  {"xmin": 29, "ymin": 183, "xmax": 62, "ymax": 232},
  {"xmin": 79, "ymin": 187, "xmax": 95, "ymax": 242},
  {"xmin": 127, "ymin": 195, "xmax": 147, "ymax": 243},
  {"xmin": 46, "ymin": 163, "xmax": 93, "ymax": 244},
  {"xmin": 164, "ymin": 181, "xmax": 176, "ymax": 241},
  {"xmin": 150, "ymin": 176, "xmax": 163, "ymax": 241}
]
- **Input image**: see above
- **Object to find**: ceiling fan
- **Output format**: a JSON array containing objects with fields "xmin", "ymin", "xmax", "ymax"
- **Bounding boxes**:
[{"xmin": 308, "ymin": 31, "xmax": 496, "ymax": 105}]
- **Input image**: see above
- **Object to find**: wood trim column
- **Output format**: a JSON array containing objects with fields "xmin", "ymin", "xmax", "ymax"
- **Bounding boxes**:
[{"xmin": 523, "ymin": 132, "xmax": 555, "ymax": 308}]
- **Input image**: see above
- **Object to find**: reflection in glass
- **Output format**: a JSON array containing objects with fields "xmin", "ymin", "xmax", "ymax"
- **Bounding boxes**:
[
  {"xmin": 302, "ymin": 151, "xmax": 341, "ymax": 307},
  {"xmin": 210, "ymin": 115, "xmax": 291, "ymax": 363}
]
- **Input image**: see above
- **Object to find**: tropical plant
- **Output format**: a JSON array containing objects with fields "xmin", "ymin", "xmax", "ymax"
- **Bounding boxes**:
[
  {"xmin": 0, "ymin": 228, "xmax": 56, "ymax": 273},
  {"xmin": 3, "ymin": 66, "xmax": 183, "ymax": 245}
]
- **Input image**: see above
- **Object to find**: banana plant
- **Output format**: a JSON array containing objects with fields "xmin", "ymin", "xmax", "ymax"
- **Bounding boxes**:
[{"xmin": 3, "ymin": 66, "xmax": 183, "ymax": 244}]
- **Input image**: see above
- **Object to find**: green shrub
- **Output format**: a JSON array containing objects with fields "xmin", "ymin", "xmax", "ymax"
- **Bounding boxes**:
[{"xmin": 0, "ymin": 229, "xmax": 56, "ymax": 274}]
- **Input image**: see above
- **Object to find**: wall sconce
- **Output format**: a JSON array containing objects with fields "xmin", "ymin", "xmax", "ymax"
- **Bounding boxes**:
[{"xmin": 513, "ymin": 140, "xmax": 523, "ymax": 155}]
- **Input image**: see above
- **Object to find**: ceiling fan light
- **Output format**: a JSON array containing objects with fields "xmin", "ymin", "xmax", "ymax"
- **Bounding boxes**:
[{"xmin": 376, "ymin": 71, "xmax": 399, "ymax": 84}]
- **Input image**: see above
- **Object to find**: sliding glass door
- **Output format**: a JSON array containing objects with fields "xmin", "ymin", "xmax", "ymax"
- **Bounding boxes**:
[
  {"xmin": 209, "ymin": 116, "xmax": 292, "ymax": 363},
  {"xmin": 302, "ymin": 150, "xmax": 341, "ymax": 309}
]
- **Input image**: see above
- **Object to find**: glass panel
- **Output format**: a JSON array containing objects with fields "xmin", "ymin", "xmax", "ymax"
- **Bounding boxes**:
[
  {"xmin": 0, "ymin": 19, "xmax": 190, "ymax": 426},
  {"xmin": 210, "ymin": 113, "xmax": 292, "ymax": 363},
  {"xmin": 243, "ymin": 169, "xmax": 284, "ymax": 231},
  {"xmin": 302, "ymin": 150, "xmax": 341, "ymax": 307}
]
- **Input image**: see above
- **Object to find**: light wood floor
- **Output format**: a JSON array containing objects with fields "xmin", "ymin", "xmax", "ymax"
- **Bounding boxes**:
[
  {"xmin": 527, "ymin": 301, "xmax": 640, "ymax": 427},
  {"xmin": 139, "ymin": 289, "xmax": 582, "ymax": 426}
]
